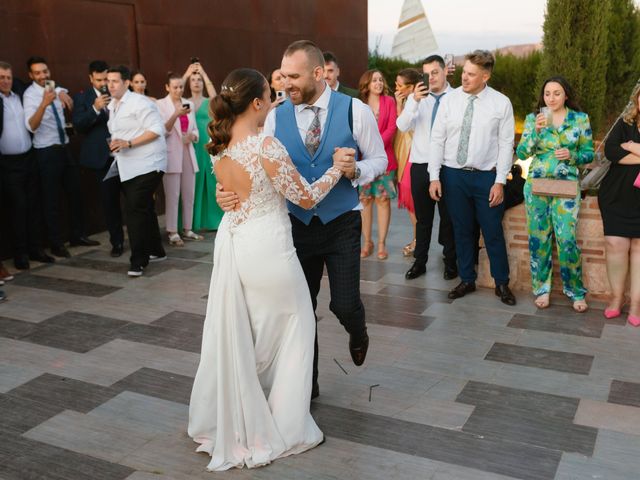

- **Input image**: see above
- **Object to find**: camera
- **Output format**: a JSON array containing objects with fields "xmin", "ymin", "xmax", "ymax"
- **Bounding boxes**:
[{"xmin": 276, "ymin": 90, "xmax": 286, "ymax": 100}]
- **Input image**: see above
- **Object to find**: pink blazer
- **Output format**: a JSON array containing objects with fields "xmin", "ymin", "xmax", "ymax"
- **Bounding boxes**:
[
  {"xmin": 156, "ymin": 95, "xmax": 199, "ymax": 174},
  {"xmin": 377, "ymin": 94, "xmax": 398, "ymax": 173}
]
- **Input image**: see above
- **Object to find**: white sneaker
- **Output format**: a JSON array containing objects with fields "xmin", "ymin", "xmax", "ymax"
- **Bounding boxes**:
[
  {"xmin": 127, "ymin": 266, "xmax": 144, "ymax": 277},
  {"xmin": 149, "ymin": 255, "xmax": 167, "ymax": 262}
]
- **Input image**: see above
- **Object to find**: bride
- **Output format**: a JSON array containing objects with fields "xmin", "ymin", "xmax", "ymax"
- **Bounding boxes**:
[{"xmin": 188, "ymin": 68, "xmax": 354, "ymax": 471}]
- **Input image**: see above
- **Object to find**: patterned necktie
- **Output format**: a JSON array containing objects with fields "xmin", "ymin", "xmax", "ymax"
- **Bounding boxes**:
[
  {"xmin": 456, "ymin": 94, "xmax": 477, "ymax": 166},
  {"xmin": 430, "ymin": 92, "xmax": 445, "ymax": 132},
  {"xmin": 50, "ymin": 103, "xmax": 66, "ymax": 145},
  {"xmin": 304, "ymin": 106, "xmax": 321, "ymax": 156}
]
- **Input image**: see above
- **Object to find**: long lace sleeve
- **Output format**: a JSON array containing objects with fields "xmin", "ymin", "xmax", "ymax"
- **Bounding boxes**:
[{"xmin": 260, "ymin": 136, "xmax": 342, "ymax": 210}]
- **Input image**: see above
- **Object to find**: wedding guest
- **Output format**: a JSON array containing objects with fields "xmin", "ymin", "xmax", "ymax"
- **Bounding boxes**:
[
  {"xmin": 600, "ymin": 84, "xmax": 640, "ymax": 325},
  {"xmin": 183, "ymin": 62, "xmax": 223, "ymax": 231},
  {"xmin": 516, "ymin": 76, "xmax": 593, "ymax": 312},
  {"xmin": 106, "ymin": 65, "xmax": 167, "ymax": 277},
  {"xmin": 394, "ymin": 68, "xmax": 420, "ymax": 257},
  {"xmin": 72, "ymin": 60, "xmax": 125, "ymax": 257},
  {"xmin": 397, "ymin": 56, "xmax": 457, "ymax": 281},
  {"xmin": 23, "ymin": 56, "xmax": 99, "ymax": 258},
  {"xmin": 130, "ymin": 70, "xmax": 155, "ymax": 99},
  {"xmin": 323, "ymin": 51, "xmax": 359, "ymax": 98},
  {"xmin": 0, "ymin": 60, "xmax": 53, "ymax": 269},
  {"xmin": 428, "ymin": 50, "xmax": 516, "ymax": 305},
  {"xmin": 358, "ymin": 69, "xmax": 397, "ymax": 260},
  {"xmin": 268, "ymin": 67, "xmax": 286, "ymax": 102},
  {"xmin": 156, "ymin": 72, "xmax": 202, "ymax": 246}
]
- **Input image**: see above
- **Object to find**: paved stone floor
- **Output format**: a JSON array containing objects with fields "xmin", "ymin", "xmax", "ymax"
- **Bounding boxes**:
[{"xmin": 2, "ymin": 207, "xmax": 640, "ymax": 479}]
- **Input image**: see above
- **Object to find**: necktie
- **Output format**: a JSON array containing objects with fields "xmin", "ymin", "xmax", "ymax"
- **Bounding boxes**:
[
  {"xmin": 430, "ymin": 92, "xmax": 445, "ymax": 132},
  {"xmin": 455, "ymin": 95, "xmax": 477, "ymax": 166},
  {"xmin": 304, "ymin": 106, "xmax": 321, "ymax": 156},
  {"xmin": 50, "ymin": 103, "xmax": 66, "ymax": 145}
]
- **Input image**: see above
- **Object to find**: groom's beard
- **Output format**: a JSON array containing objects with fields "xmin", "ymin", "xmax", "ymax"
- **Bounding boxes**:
[{"xmin": 288, "ymin": 83, "xmax": 317, "ymax": 105}]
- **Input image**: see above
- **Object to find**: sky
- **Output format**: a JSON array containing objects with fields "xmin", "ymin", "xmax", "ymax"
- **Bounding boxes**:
[{"xmin": 368, "ymin": 0, "xmax": 547, "ymax": 56}]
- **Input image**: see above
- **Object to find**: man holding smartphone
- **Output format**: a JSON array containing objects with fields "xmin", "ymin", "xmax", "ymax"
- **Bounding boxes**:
[
  {"xmin": 396, "ymin": 54, "xmax": 457, "ymax": 281},
  {"xmin": 23, "ymin": 56, "xmax": 99, "ymax": 259},
  {"xmin": 72, "ymin": 60, "xmax": 125, "ymax": 257}
]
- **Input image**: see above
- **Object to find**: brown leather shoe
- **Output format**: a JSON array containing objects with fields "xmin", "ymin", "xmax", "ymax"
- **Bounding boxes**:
[
  {"xmin": 448, "ymin": 281, "xmax": 476, "ymax": 299},
  {"xmin": 349, "ymin": 331, "xmax": 369, "ymax": 366},
  {"xmin": 495, "ymin": 284, "xmax": 517, "ymax": 306}
]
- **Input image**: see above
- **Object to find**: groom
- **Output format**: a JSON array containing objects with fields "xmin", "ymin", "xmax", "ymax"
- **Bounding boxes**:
[{"xmin": 218, "ymin": 40, "xmax": 387, "ymax": 398}]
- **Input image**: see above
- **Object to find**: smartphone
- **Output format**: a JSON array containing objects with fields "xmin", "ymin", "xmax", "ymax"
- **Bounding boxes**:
[
  {"xmin": 99, "ymin": 85, "xmax": 109, "ymax": 96},
  {"xmin": 190, "ymin": 56, "xmax": 199, "ymax": 64},
  {"xmin": 276, "ymin": 90, "xmax": 286, "ymax": 100},
  {"xmin": 422, "ymin": 73, "xmax": 430, "ymax": 89},
  {"xmin": 182, "ymin": 103, "xmax": 190, "ymax": 110},
  {"xmin": 444, "ymin": 53, "xmax": 455, "ymax": 69},
  {"xmin": 45, "ymin": 79, "xmax": 56, "ymax": 91}
]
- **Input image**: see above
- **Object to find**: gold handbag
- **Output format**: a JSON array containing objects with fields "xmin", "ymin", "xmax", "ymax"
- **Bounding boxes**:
[{"xmin": 530, "ymin": 178, "xmax": 579, "ymax": 198}]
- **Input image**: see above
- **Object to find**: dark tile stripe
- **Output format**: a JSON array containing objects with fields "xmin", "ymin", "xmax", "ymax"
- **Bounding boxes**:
[
  {"xmin": 111, "ymin": 367, "xmax": 194, "ymax": 404},
  {"xmin": 485, "ymin": 343, "xmax": 594, "ymax": 375},
  {"xmin": 377, "ymin": 285, "xmax": 453, "ymax": 304},
  {"xmin": 0, "ymin": 432, "xmax": 134, "ymax": 480},
  {"xmin": 0, "ymin": 394, "xmax": 63, "ymax": 435},
  {"xmin": 508, "ymin": 313, "xmax": 605, "ymax": 338},
  {"xmin": 311, "ymin": 403, "xmax": 561, "ymax": 480},
  {"xmin": 456, "ymin": 381, "xmax": 580, "ymax": 419},
  {"xmin": 608, "ymin": 379, "xmax": 640, "ymax": 408},
  {"xmin": 11, "ymin": 273, "xmax": 120, "ymax": 297}
]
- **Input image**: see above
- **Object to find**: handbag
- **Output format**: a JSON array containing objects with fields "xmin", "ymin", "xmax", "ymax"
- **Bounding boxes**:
[
  {"xmin": 580, "ymin": 153, "xmax": 611, "ymax": 191},
  {"xmin": 634, "ymin": 171, "xmax": 640, "ymax": 189},
  {"xmin": 531, "ymin": 178, "xmax": 579, "ymax": 198}
]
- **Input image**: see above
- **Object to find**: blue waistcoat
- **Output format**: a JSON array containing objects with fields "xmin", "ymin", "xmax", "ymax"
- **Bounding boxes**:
[{"xmin": 275, "ymin": 90, "xmax": 359, "ymax": 225}]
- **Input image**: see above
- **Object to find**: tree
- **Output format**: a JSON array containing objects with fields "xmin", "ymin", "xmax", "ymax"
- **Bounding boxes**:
[{"xmin": 537, "ymin": 0, "xmax": 612, "ymax": 135}]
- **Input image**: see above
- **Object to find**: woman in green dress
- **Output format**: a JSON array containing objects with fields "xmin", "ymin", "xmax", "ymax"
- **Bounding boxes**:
[{"xmin": 184, "ymin": 62, "xmax": 224, "ymax": 231}]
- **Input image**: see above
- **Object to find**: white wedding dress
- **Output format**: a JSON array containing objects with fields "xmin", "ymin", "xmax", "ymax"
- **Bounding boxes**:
[{"xmin": 188, "ymin": 134, "xmax": 341, "ymax": 471}]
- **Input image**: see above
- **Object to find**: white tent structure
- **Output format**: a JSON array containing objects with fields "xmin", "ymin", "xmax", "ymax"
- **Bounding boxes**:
[{"xmin": 390, "ymin": 0, "xmax": 438, "ymax": 62}]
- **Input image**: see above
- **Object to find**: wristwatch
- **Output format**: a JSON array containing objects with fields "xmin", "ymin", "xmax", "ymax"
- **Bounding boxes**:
[{"xmin": 354, "ymin": 166, "xmax": 361, "ymax": 180}]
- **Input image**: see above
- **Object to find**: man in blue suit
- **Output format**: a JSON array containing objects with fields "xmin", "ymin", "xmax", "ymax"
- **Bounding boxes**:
[{"xmin": 72, "ymin": 61, "xmax": 124, "ymax": 256}]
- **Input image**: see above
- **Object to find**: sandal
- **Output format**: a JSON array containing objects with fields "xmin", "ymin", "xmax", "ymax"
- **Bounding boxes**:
[
  {"xmin": 183, "ymin": 230, "xmax": 204, "ymax": 241},
  {"xmin": 573, "ymin": 299, "xmax": 588, "ymax": 313},
  {"xmin": 360, "ymin": 241, "xmax": 374, "ymax": 258},
  {"xmin": 168, "ymin": 232, "xmax": 184, "ymax": 247},
  {"xmin": 377, "ymin": 244, "xmax": 388, "ymax": 260},
  {"xmin": 534, "ymin": 293, "xmax": 550, "ymax": 309},
  {"xmin": 402, "ymin": 239, "xmax": 416, "ymax": 257}
]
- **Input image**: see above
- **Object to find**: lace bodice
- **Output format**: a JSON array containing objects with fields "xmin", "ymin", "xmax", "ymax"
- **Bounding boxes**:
[{"xmin": 211, "ymin": 134, "xmax": 342, "ymax": 226}]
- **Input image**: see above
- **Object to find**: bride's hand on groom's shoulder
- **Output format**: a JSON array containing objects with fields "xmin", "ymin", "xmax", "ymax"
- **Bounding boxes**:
[
  {"xmin": 215, "ymin": 183, "xmax": 239, "ymax": 212},
  {"xmin": 332, "ymin": 147, "xmax": 356, "ymax": 178}
]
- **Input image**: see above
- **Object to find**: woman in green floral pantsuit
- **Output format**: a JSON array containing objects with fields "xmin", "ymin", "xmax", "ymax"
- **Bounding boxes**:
[{"xmin": 516, "ymin": 77, "xmax": 594, "ymax": 312}]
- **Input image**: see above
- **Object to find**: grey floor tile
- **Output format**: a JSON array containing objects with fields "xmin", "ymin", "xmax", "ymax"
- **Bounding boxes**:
[
  {"xmin": 112, "ymin": 367, "xmax": 194, "ymax": 404},
  {"xmin": 0, "ymin": 364, "xmax": 45, "ymax": 393},
  {"xmin": 507, "ymin": 312, "xmax": 605, "ymax": 338},
  {"xmin": 311, "ymin": 403, "xmax": 562, "ymax": 480},
  {"xmin": 608, "ymin": 379, "xmax": 640, "ymax": 408},
  {"xmin": 18, "ymin": 310, "xmax": 129, "ymax": 353},
  {"xmin": 150, "ymin": 311, "xmax": 205, "ymax": 332},
  {"xmin": 485, "ymin": 343, "xmax": 594, "ymax": 375},
  {"xmin": 0, "ymin": 315, "xmax": 38, "ymax": 339},
  {"xmin": 117, "ymin": 323, "xmax": 201, "ymax": 353},
  {"xmin": 574, "ymin": 399, "xmax": 640, "ymax": 435},
  {"xmin": 7, "ymin": 373, "xmax": 117, "ymax": 413},
  {"xmin": 0, "ymin": 393, "xmax": 63, "ymax": 434},
  {"xmin": 0, "ymin": 433, "xmax": 134, "ymax": 480},
  {"xmin": 11, "ymin": 272, "xmax": 121, "ymax": 297}
]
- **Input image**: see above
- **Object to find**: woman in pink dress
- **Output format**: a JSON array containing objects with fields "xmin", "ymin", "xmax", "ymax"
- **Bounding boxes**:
[{"xmin": 358, "ymin": 70, "xmax": 397, "ymax": 260}]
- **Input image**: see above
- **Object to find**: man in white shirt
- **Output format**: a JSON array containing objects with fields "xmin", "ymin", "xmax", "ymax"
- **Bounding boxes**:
[
  {"xmin": 0, "ymin": 61, "xmax": 54, "ymax": 270},
  {"xmin": 23, "ymin": 56, "xmax": 99, "ymax": 259},
  {"xmin": 397, "ymin": 55, "xmax": 457, "ymax": 281},
  {"xmin": 106, "ymin": 65, "xmax": 167, "ymax": 277},
  {"xmin": 218, "ymin": 40, "xmax": 387, "ymax": 398},
  {"xmin": 428, "ymin": 50, "xmax": 516, "ymax": 306}
]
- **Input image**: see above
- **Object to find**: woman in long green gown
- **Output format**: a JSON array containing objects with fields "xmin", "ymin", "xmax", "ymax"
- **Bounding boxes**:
[{"xmin": 184, "ymin": 62, "xmax": 224, "ymax": 231}]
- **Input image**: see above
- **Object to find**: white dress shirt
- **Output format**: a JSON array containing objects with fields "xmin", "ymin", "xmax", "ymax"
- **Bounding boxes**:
[
  {"xmin": 263, "ymin": 82, "xmax": 387, "ymax": 186},
  {"xmin": 0, "ymin": 91, "xmax": 32, "ymax": 155},
  {"xmin": 396, "ymin": 83, "xmax": 453, "ymax": 164},
  {"xmin": 428, "ymin": 85, "xmax": 515, "ymax": 184},
  {"xmin": 107, "ymin": 90, "xmax": 167, "ymax": 182},
  {"xmin": 23, "ymin": 82, "xmax": 69, "ymax": 148}
]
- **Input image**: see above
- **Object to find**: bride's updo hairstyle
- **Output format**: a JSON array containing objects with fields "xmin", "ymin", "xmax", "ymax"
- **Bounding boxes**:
[{"xmin": 207, "ymin": 68, "xmax": 267, "ymax": 155}]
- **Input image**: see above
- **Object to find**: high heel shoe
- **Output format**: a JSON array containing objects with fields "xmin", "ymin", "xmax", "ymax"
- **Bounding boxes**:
[
  {"xmin": 360, "ymin": 241, "xmax": 374, "ymax": 258},
  {"xmin": 377, "ymin": 248, "xmax": 388, "ymax": 260},
  {"xmin": 402, "ymin": 240, "xmax": 416, "ymax": 257},
  {"xmin": 604, "ymin": 300, "xmax": 626, "ymax": 319},
  {"xmin": 628, "ymin": 314, "xmax": 640, "ymax": 327}
]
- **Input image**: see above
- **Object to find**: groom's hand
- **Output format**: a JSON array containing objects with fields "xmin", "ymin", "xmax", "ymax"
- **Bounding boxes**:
[
  {"xmin": 215, "ymin": 183, "xmax": 239, "ymax": 212},
  {"xmin": 333, "ymin": 147, "xmax": 356, "ymax": 179}
]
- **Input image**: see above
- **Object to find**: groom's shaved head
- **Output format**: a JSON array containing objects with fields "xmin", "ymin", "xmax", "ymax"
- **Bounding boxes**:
[{"xmin": 284, "ymin": 40, "xmax": 325, "ymax": 70}]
